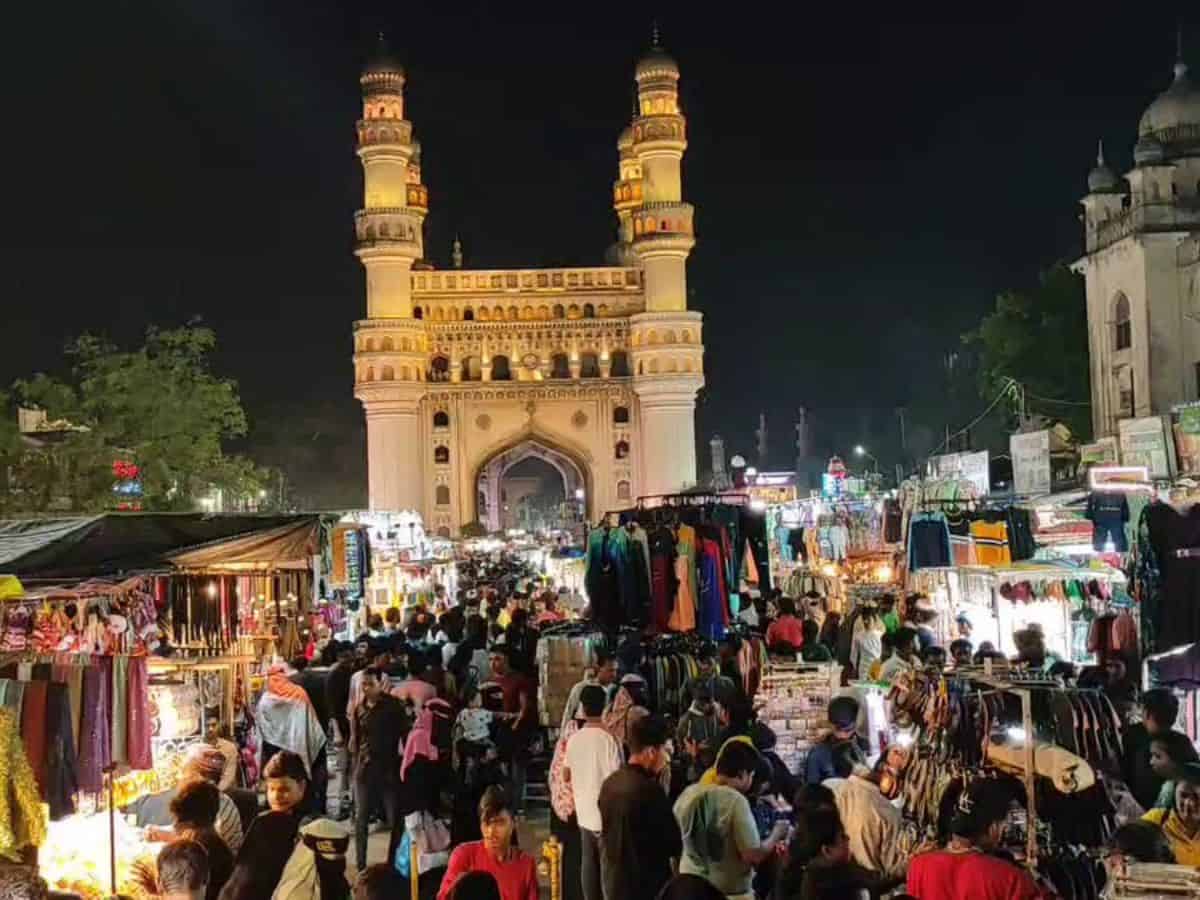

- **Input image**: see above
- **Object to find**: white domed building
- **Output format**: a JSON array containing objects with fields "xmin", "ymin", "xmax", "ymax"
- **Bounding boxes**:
[{"xmin": 1076, "ymin": 44, "xmax": 1200, "ymax": 438}]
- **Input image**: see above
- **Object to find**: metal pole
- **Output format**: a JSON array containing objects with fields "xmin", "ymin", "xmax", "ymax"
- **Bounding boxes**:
[
  {"xmin": 106, "ymin": 764, "xmax": 117, "ymax": 897},
  {"xmin": 1018, "ymin": 688, "xmax": 1037, "ymax": 867},
  {"xmin": 410, "ymin": 832, "xmax": 420, "ymax": 900}
]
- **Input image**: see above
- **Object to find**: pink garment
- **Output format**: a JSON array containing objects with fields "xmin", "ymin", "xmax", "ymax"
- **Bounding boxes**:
[
  {"xmin": 390, "ymin": 678, "xmax": 437, "ymax": 711},
  {"xmin": 126, "ymin": 656, "xmax": 153, "ymax": 770},
  {"xmin": 401, "ymin": 699, "xmax": 451, "ymax": 781},
  {"xmin": 549, "ymin": 720, "xmax": 580, "ymax": 820}
]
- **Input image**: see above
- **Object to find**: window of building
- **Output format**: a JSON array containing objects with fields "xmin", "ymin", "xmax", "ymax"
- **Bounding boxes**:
[
  {"xmin": 433, "ymin": 410, "xmax": 449, "ymax": 429},
  {"xmin": 583, "ymin": 303, "xmax": 595, "ymax": 318},
  {"xmin": 610, "ymin": 350, "xmax": 631, "ymax": 377},
  {"xmin": 491, "ymin": 355, "xmax": 513, "ymax": 381},
  {"xmin": 413, "ymin": 306, "xmax": 423, "ymax": 319},
  {"xmin": 580, "ymin": 352, "xmax": 600, "ymax": 378},
  {"xmin": 434, "ymin": 445, "xmax": 449, "ymax": 464},
  {"xmin": 430, "ymin": 356, "xmax": 450, "ymax": 382},
  {"xmin": 1114, "ymin": 294, "xmax": 1132, "ymax": 351},
  {"xmin": 553, "ymin": 304, "xmax": 565, "ymax": 319},
  {"xmin": 551, "ymin": 353, "xmax": 571, "ymax": 379},
  {"xmin": 613, "ymin": 406, "xmax": 630, "ymax": 424},
  {"xmin": 435, "ymin": 485, "xmax": 450, "ymax": 506},
  {"xmin": 1117, "ymin": 366, "xmax": 1135, "ymax": 417},
  {"xmin": 615, "ymin": 440, "xmax": 630, "ymax": 460},
  {"xmin": 463, "ymin": 307, "xmax": 475, "ymax": 321},
  {"xmin": 617, "ymin": 480, "xmax": 631, "ymax": 500}
]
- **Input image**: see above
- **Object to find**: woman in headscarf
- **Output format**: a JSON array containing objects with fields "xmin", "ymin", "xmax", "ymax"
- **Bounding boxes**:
[{"xmin": 389, "ymin": 698, "xmax": 454, "ymax": 867}]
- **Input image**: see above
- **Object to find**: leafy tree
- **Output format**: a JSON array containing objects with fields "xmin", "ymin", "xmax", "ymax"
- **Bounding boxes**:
[
  {"xmin": 10, "ymin": 324, "xmax": 269, "ymax": 512},
  {"xmin": 963, "ymin": 263, "xmax": 1092, "ymax": 441}
]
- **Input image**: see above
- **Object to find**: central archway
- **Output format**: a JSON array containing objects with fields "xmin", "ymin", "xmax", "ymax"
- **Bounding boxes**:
[{"xmin": 472, "ymin": 434, "xmax": 593, "ymax": 533}]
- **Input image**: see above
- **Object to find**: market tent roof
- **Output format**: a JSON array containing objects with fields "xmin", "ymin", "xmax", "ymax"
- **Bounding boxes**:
[
  {"xmin": 167, "ymin": 518, "xmax": 322, "ymax": 571},
  {"xmin": 0, "ymin": 513, "xmax": 325, "ymax": 580}
]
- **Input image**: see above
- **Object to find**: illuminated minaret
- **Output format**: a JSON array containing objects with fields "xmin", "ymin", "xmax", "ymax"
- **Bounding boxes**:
[
  {"xmin": 352, "ymin": 36, "xmax": 430, "ymax": 512},
  {"xmin": 626, "ymin": 30, "xmax": 704, "ymax": 493}
]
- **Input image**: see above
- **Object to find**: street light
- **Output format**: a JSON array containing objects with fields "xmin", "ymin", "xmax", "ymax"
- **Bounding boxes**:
[{"xmin": 854, "ymin": 445, "xmax": 880, "ymax": 473}]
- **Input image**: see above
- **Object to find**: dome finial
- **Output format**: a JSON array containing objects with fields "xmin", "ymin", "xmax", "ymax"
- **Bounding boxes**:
[
  {"xmin": 452, "ymin": 235, "xmax": 463, "ymax": 269},
  {"xmin": 651, "ymin": 20, "xmax": 661, "ymax": 49},
  {"xmin": 1097, "ymin": 138, "xmax": 1106, "ymax": 167}
]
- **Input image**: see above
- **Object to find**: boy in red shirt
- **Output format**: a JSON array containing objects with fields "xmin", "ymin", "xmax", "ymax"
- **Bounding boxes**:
[{"xmin": 438, "ymin": 786, "xmax": 538, "ymax": 900}]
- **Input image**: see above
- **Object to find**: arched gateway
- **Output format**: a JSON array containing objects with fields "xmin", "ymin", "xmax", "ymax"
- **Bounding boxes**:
[{"xmin": 474, "ymin": 437, "xmax": 592, "ymax": 532}]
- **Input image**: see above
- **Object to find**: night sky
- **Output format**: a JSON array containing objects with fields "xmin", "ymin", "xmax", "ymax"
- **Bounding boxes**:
[{"xmin": 2, "ymin": 2, "xmax": 1195, "ymax": 506}]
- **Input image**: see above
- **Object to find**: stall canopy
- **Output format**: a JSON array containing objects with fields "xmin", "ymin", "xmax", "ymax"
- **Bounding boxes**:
[{"xmin": 0, "ymin": 513, "xmax": 326, "ymax": 579}]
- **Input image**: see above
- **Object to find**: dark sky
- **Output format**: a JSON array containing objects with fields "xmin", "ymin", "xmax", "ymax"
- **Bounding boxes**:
[{"xmin": 1, "ymin": 2, "xmax": 1195, "ymax": 505}]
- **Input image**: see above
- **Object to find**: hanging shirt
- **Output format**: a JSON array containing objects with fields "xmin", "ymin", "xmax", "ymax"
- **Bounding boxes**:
[
  {"xmin": 1087, "ymin": 492, "xmax": 1130, "ymax": 552},
  {"xmin": 906, "ymin": 849, "xmax": 1045, "ymax": 900}
]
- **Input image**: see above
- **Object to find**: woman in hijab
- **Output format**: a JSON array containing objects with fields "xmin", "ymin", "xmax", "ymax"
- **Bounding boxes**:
[{"xmin": 389, "ymin": 699, "xmax": 454, "ymax": 866}]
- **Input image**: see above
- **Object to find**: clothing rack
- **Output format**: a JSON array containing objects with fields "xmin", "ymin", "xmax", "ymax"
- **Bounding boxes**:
[{"xmin": 634, "ymin": 493, "xmax": 750, "ymax": 509}]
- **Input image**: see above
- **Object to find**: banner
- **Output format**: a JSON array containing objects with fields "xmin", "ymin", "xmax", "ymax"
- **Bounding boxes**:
[
  {"xmin": 928, "ymin": 450, "xmax": 991, "ymax": 496},
  {"xmin": 1079, "ymin": 437, "xmax": 1119, "ymax": 468},
  {"xmin": 1010, "ymin": 430, "xmax": 1051, "ymax": 496},
  {"xmin": 1119, "ymin": 416, "xmax": 1173, "ymax": 480}
]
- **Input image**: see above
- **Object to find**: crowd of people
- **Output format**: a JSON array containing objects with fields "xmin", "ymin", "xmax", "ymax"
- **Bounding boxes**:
[{"xmin": 8, "ymin": 562, "xmax": 1193, "ymax": 900}]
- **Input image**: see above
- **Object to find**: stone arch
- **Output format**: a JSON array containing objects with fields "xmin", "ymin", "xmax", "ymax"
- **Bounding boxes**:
[
  {"xmin": 508, "ymin": 305, "xmax": 520, "ymax": 321},
  {"xmin": 663, "ymin": 330, "xmax": 676, "ymax": 344},
  {"xmin": 666, "ymin": 358, "xmax": 678, "ymax": 373},
  {"xmin": 434, "ymin": 445, "xmax": 450, "ymax": 464},
  {"xmin": 617, "ymin": 480, "xmax": 631, "ymax": 500},
  {"xmin": 435, "ymin": 484, "xmax": 450, "ymax": 506},
  {"xmin": 551, "ymin": 352, "xmax": 571, "ymax": 379},
  {"xmin": 521, "ymin": 305, "xmax": 534, "ymax": 320},
  {"xmin": 583, "ymin": 303, "xmax": 596, "ymax": 318},
  {"xmin": 381, "ymin": 365, "xmax": 395, "ymax": 381},
  {"xmin": 430, "ymin": 355, "xmax": 450, "ymax": 381},
  {"xmin": 365, "ymin": 337, "xmax": 377, "ymax": 352},
  {"xmin": 478, "ymin": 307, "xmax": 491, "ymax": 321},
  {"xmin": 401, "ymin": 365, "xmax": 411, "ymax": 380},
  {"xmin": 433, "ymin": 307, "xmax": 444, "ymax": 321},
  {"xmin": 366, "ymin": 366, "xmax": 375, "ymax": 381},
  {"xmin": 681, "ymin": 329, "xmax": 692, "ymax": 343},
  {"xmin": 400, "ymin": 336, "xmax": 412, "ymax": 352},
  {"xmin": 580, "ymin": 351, "xmax": 600, "ymax": 378},
  {"xmin": 613, "ymin": 405, "xmax": 630, "ymax": 424},
  {"xmin": 469, "ymin": 429, "xmax": 595, "ymax": 530},
  {"xmin": 433, "ymin": 410, "xmax": 449, "ymax": 429},
  {"xmin": 461, "ymin": 356, "xmax": 482, "ymax": 382},
  {"xmin": 649, "ymin": 358, "xmax": 660, "ymax": 374},
  {"xmin": 413, "ymin": 306, "xmax": 423, "ymax": 319},
  {"xmin": 464, "ymin": 306, "xmax": 475, "ymax": 321},
  {"xmin": 567, "ymin": 304, "xmax": 581, "ymax": 318},
  {"xmin": 615, "ymin": 439, "xmax": 630, "ymax": 459},
  {"xmin": 553, "ymin": 304, "xmax": 565, "ymax": 319},
  {"xmin": 491, "ymin": 355, "xmax": 513, "ymax": 381},
  {"xmin": 647, "ymin": 330, "xmax": 659, "ymax": 345},
  {"xmin": 538, "ymin": 305, "xmax": 550, "ymax": 320},
  {"xmin": 598, "ymin": 304, "xmax": 608, "ymax": 317},
  {"xmin": 449, "ymin": 306, "xmax": 460, "ymax": 320},
  {"xmin": 611, "ymin": 350, "xmax": 631, "ymax": 377},
  {"xmin": 684, "ymin": 358, "xmax": 695, "ymax": 373}
]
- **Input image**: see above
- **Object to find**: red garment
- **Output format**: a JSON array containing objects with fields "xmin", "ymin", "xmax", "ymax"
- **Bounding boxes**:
[
  {"xmin": 766, "ymin": 615, "xmax": 805, "ymax": 649},
  {"xmin": 21, "ymin": 680, "xmax": 49, "ymax": 797},
  {"xmin": 650, "ymin": 554, "xmax": 674, "ymax": 633},
  {"xmin": 126, "ymin": 656, "xmax": 153, "ymax": 770},
  {"xmin": 436, "ymin": 841, "xmax": 539, "ymax": 900},
  {"xmin": 495, "ymin": 672, "xmax": 535, "ymax": 729},
  {"xmin": 906, "ymin": 850, "xmax": 1047, "ymax": 900}
]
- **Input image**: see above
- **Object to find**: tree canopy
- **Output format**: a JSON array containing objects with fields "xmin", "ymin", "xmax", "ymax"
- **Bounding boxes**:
[
  {"xmin": 963, "ymin": 263, "xmax": 1092, "ymax": 441},
  {"xmin": 4, "ymin": 324, "xmax": 273, "ymax": 513}
]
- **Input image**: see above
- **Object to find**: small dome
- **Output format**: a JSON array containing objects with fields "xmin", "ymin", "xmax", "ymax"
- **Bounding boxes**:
[
  {"xmin": 363, "ymin": 34, "xmax": 404, "ymax": 78},
  {"xmin": 635, "ymin": 47, "xmax": 679, "ymax": 82},
  {"xmin": 1138, "ymin": 61, "xmax": 1200, "ymax": 139}
]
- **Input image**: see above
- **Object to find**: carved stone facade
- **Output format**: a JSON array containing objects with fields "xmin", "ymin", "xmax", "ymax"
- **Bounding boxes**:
[{"xmin": 351, "ymin": 39, "xmax": 703, "ymax": 534}]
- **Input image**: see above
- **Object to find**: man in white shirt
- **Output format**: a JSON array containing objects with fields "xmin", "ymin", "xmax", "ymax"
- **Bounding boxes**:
[
  {"xmin": 564, "ymin": 684, "xmax": 624, "ymax": 900},
  {"xmin": 850, "ymin": 608, "xmax": 885, "ymax": 681},
  {"xmin": 560, "ymin": 650, "xmax": 618, "ymax": 732},
  {"xmin": 826, "ymin": 765, "xmax": 910, "ymax": 882},
  {"xmin": 877, "ymin": 627, "xmax": 919, "ymax": 683}
]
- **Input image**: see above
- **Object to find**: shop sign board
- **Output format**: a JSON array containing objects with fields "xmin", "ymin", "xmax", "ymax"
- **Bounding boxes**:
[
  {"xmin": 1010, "ymin": 430, "xmax": 1051, "ymax": 496},
  {"xmin": 1079, "ymin": 437, "xmax": 1119, "ymax": 468},
  {"xmin": 928, "ymin": 450, "xmax": 991, "ymax": 496},
  {"xmin": 1118, "ymin": 416, "xmax": 1173, "ymax": 480}
]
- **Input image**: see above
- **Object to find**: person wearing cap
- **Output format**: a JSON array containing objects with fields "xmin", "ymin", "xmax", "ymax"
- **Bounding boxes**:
[
  {"xmin": 273, "ymin": 818, "xmax": 352, "ymax": 900},
  {"xmin": 1143, "ymin": 762, "xmax": 1200, "ymax": 865},
  {"xmin": 804, "ymin": 697, "xmax": 865, "ymax": 786}
]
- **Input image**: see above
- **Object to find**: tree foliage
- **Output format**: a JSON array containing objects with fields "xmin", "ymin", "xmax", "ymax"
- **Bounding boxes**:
[
  {"xmin": 963, "ymin": 263, "xmax": 1092, "ymax": 441},
  {"xmin": 7, "ymin": 325, "xmax": 273, "ymax": 512}
]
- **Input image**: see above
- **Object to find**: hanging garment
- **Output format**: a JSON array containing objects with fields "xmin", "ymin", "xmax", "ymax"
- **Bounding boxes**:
[
  {"xmin": 1005, "ymin": 507, "xmax": 1037, "ymax": 561},
  {"xmin": 970, "ymin": 520, "xmax": 1011, "ymax": 566},
  {"xmin": 908, "ymin": 513, "xmax": 952, "ymax": 571},
  {"xmin": 44, "ymin": 683, "xmax": 78, "ymax": 820},
  {"xmin": 883, "ymin": 500, "xmax": 903, "ymax": 544},
  {"xmin": 0, "ymin": 708, "xmax": 46, "ymax": 861},
  {"xmin": 77, "ymin": 665, "xmax": 108, "ymax": 794},
  {"xmin": 1146, "ymin": 502, "xmax": 1200, "ymax": 650},
  {"xmin": 649, "ymin": 527, "xmax": 678, "ymax": 633},
  {"xmin": 776, "ymin": 526, "xmax": 793, "ymax": 563},
  {"xmin": 585, "ymin": 526, "xmax": 626, "ymax": 629},
  {"xmin": 626, "ymin": 525, "xmax": 653, "ymax": 626},
  {"xmin": 19, "ymin": 680, "xmax": 48, "ymax": 800},
  {"xmin": 1087, "ymin": 492, "xmax": 1130, "ymax": 552},
  {"xmin": 828, "ymin": 524, "xmax": 849, "ymax": 562},
  {"xmin": 669, "ymin": 547, "xmax": 697, "ymax": 632},
  {"xmin": 697, "ymin": 538, "xmax": 728, "ymax": 640},
  {"xmin": 110, "ymin": 655, "xmax": 129, "ymax": 766},
  {"xmin": 127, "ymin": 656, "xmax": 153, "ymax": 770}
]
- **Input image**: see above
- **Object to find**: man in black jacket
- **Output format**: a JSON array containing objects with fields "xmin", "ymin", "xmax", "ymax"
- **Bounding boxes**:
[
  {"xmin": 350, "ymin": 666, "xmax": 408, "ymax": 871},
  {"xmin": 598, "ymin": 715, "xmax": 682, "ymax": 900}
]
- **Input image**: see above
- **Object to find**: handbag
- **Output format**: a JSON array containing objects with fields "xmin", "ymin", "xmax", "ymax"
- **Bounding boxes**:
[{"xmin": 393, "ymin": 811, "xmax": 451, "ymax": 877}]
